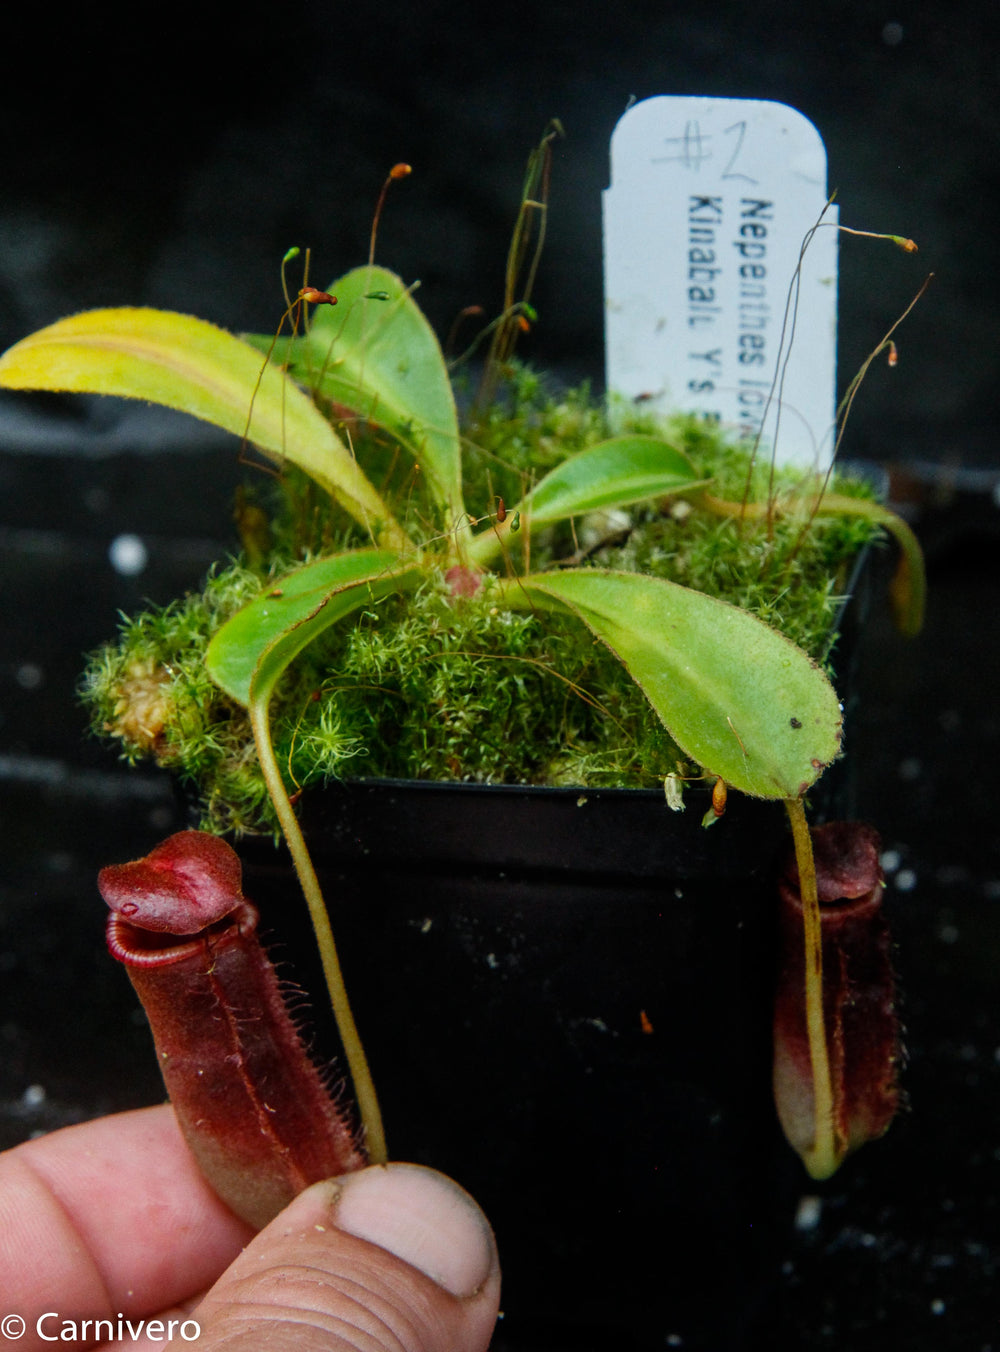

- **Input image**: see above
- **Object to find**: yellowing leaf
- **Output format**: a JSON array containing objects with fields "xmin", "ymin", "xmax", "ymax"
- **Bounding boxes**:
[{"xmin": 0, "ymin": 307, "xmax": 408, "ymax": 549}]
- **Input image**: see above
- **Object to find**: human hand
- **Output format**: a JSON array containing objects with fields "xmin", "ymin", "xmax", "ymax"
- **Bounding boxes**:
[{"xmin": 0, "ymin": 1104, "xmax": 500, "ymax": 1352}]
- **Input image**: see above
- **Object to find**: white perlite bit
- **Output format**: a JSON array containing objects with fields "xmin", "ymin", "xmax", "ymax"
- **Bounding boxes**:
[{"xmin": 604, "ymin": 96, "xmax": 838, "ymax": 467}]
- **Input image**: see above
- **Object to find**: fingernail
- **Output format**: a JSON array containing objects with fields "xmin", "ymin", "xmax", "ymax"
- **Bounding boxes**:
[{"xmin": 326, "ymin": 1163, "xmax": 497, "ymax": 1298}]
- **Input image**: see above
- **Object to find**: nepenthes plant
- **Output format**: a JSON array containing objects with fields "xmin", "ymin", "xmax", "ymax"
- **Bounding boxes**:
[{"xmin": 0, "ymin": 137, "xmax": 925, "ymax": 1205}]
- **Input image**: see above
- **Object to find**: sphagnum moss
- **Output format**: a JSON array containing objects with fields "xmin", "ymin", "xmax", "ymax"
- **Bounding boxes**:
[{"xmin": 80, "ymin": 366, "xmax": 880, "ymax": 835}]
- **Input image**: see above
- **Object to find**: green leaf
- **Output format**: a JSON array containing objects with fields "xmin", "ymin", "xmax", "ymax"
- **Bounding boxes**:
[
  {"xmin": 0, "ymin": 308, "xmax": 408, "ymax": 550},
  {"xmin": 206, "ymin": 548, "xmax": 416, "ymax": 1167},
  {"xmin": 524, "ymin": 435, "xmax": 704, "ymax": 521},
  {"xmin": 502, "ymin": 569, "xmax": 842, "ymax": 799},
  {"xmin": 253, "ymin": 266, "xmax": 464, "ymax": 528},
  {"xmin": 813, "ymin": 493, "xmax": 925, "ymax": 637},
  {"xmin": 206, "ymin": 548, "xmax": 419, "ymax": 707},
  {"xmin": 467, "ymin": 435, "xmax": 707, "ymax": 565}
]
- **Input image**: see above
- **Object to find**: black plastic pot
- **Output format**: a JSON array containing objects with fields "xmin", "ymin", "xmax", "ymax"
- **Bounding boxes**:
[{"xmin": 241, "ymin": 784, "xmax": 816, "ymax": 1351}]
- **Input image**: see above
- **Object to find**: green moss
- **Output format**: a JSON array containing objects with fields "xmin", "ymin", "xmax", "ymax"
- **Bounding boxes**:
[{"xmin": 80, "ymin": 365, "xmax": 880, "ymax": 834}]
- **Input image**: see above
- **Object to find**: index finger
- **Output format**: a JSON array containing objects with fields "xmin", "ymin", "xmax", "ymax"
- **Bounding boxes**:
[{"xmin": 0, "ymin": 1104, "xmax": 252, "ymax": 1345}]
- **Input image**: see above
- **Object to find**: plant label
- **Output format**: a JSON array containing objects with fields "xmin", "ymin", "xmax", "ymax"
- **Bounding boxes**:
[{"xmin": 604, "ymin": 96, "xmax": 838, "ymax": 467}]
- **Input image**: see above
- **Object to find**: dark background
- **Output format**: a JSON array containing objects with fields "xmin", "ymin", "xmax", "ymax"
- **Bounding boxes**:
[{"xmin": 1, "ymin": 3, "xmax": 999, "ymax": 1349}]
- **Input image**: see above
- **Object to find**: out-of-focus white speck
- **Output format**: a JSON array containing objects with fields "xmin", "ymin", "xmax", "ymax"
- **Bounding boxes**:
[
  {"xmin": 109, "ymin": 533, "xmax": 148, "ymax": 576},
  {"xmin": 894, "ymin": 869, "xmax": 917, "ymax": 892},
  {"xmin": 15, "ymin": 663, "xmax": 43, "ymax": 689},
  {"xmin": 22, "ymin": 1084, "xmax": 46, "ymax": 1108},
  {"xmin": 794, "ymin": 1195, "xmax": 822, "ymax": 1231}
]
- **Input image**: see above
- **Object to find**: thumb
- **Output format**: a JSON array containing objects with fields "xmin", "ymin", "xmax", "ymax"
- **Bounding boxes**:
[{"xmin": 192, "ymin": 1164, "xmax": 501, "ymax": 1352}]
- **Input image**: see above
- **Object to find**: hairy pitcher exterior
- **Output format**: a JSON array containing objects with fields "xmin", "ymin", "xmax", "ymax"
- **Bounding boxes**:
[{"xmin": 99, "ymin": 830, "xmax": 365, "ymax": 1228}]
